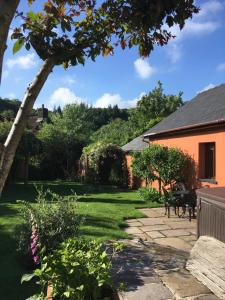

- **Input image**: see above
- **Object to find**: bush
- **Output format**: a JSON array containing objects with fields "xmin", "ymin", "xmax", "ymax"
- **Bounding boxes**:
[
  {"xmin": 132, "ymin": 145, "xmax": 192, "ymax": 194},
  {"xmin": 16, "ymin": 186, "xmax": 83, "ymax": 260},
  {"xmin": 138, "ymin": 187, "xmax": 162, "ymax": 203},
  {"xmin": 81, "ymin": 143, "xmax": 127, "ymax": 186},
  {"xmin": 22, "ymin": 239, "xmax": 124, "ymax": 300}
]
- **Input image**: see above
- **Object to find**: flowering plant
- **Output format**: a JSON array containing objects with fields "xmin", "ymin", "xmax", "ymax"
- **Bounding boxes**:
[{"xmin": 16, "ymin": 186, "xmax": 83, "ymax": 261}]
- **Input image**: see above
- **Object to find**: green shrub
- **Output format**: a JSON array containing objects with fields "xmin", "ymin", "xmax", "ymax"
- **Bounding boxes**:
[
  {"xmin": 82, "ymin": 143, "xmax": 127, "ymax": 185},
  {"xmin": 22, "ymin": 239, "xmax": 124, "ymax": 300},
  {"xmin": 132, "ymin": 145, "xmax": 193, "ymax": 194},
  {"xmin": 138, "ymin": 187, "xmax": 162, "ymax": 203},
  {"xmin": 16, "ymin": 186, "xmax": 83, "ymax": 260}
]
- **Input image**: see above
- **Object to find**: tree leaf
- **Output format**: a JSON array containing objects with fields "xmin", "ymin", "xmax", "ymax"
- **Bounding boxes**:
[
  {"xmin": 25, "ymin": 43, "xmax": 31, "ymax": 51},
  {"xmin": 21, "ymin": 273, "xmax": 36, "ymax": 284},
  {"xmin": 25, "ymin": 295, "xmax": 40, "ymax": 300},
  {"xmin": 13, "ymin": 38, "xmax": 25, "ymax": 54}
]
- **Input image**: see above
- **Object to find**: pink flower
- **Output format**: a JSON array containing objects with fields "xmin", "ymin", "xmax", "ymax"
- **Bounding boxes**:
[
  {"xmin": 30, "ymin": 212, "xmax": 40, "ymax": 265},
  {"xmin": 33, "ymin": 255, "xmax": 39, "ymax": 264}
]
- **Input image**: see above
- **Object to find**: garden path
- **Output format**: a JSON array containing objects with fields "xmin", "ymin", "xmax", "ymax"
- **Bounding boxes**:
[
  {"xmin": 125, "ymin": 207, "xmax": 197, "ymax": 252},
  {"xmin": 111, "ymin": 208, "xmax": 218, "ymax": 300}
]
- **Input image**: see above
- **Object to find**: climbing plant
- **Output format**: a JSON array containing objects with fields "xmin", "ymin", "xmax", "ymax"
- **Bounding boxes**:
[{"xmin": 82, "ymin": 143, "xmax": 127, "ymax": 185}]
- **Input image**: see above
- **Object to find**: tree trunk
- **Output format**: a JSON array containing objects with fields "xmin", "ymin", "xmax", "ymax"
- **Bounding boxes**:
[
  {"xmin": 158, "ymin": 178, "xmax": 162, "ymax": 196},
  {"xmin": 0, "ymin": 0, "xmax": 20, "ymax": 83},
  {"xmin": 0, "ymin": 58, "xmax": 55, "ymax": 196}
]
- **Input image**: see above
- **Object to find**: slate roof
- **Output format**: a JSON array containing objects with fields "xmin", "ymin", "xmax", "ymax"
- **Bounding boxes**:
[
  {"xmin": 122, "ymin": 133, "xmax": 149, "ymax": 152},
  {"xmin": 144, "ymin": 84, "xmax": 225, "ymax": 137}
]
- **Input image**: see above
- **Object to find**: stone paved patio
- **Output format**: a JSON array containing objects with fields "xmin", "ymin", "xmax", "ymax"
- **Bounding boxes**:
[
  {"xmin": 112, "ymin": 207, "xmax": 218, "ymax": 299},
  {"xmin": 125, "ymin": 207, "xmax": 197, "ymax": 252}
]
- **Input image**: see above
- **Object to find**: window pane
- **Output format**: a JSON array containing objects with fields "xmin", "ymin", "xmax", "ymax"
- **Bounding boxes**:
[
  {"xmin": 205, "ymin": 143, "xmax": 215, "ymax": 178},
  {"xmin": 199, "ymin": 142, "xmax": 216, "ymax": 179}
]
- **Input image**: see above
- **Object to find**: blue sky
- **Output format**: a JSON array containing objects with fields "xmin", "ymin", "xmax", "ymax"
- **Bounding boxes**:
[{"xmin": 1, "ymin": 0, "xmax": 225, "ymax": 110}]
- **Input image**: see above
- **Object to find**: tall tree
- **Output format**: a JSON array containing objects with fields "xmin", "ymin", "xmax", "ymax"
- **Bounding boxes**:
[
  {"xmin": 129, "ymin": 81, "xmax": 183, "ymax": 136},
  {"xmin": 0, "ymin": 0, "xmax": 198, "ymax": 195},
  {"xmin": 90, "ymin": 118, "xmax": 133, "ymax": 146}
]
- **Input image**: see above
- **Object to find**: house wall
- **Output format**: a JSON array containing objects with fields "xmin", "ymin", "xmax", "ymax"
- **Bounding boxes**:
[
  {"xmin": 150, "ymin": 128, "xmax": 225, "ymax": 188},
  {"xmin": 125, "ymin": 153, "xmax": 146, "ymax": 189}
]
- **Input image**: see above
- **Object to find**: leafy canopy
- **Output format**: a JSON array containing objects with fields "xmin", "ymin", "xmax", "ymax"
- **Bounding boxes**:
[
  {"xmin": 90, "ymin": 118, "xmax": 133, "ymax": 146},
  {"xmin": 91, "ymin": 81, "xmax": 183, "ymax": 147},
  {"xmin": 12, "ymin": 0, "xmax": 198, "ymax": 66},
  {"xmin": 129, "ymin": 81, "xmax": 183, "ymax": 136},
  {"xmin": 132, "ymin": 144, "xmax": 189, "ymax": 190}
]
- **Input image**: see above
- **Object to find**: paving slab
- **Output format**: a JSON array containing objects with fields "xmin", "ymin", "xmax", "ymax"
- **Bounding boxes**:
[
  {"xmin": 137, "ymin": 218, "xmax": 165, "ymax": 226},
  {"xmin": 192, "ymin": 294, "xmax": 220, "ymax": 299},
  {"xmin": 118, "ymin": 283, "xmax": 174, "ymax": 300},
  {"xmin": 140, "ymin": 224, "xmax": 171, "ymax": 232},
  {"xmin": 159, "ymin": 269, "xmax": 212, "ymax": 299},
  {"xmin": 134, "ymin": 233, "xmax": 152, "ymax": 241},
  {"xmin": 120, "ymin": 209, "xmax": 217, "ymax": 300},
  {"xmin": 138, "ymin": 208, "xmax": 163, "ymax": 218},
  {"xmin": 124, "ymin": 227, "xmax": 143, "ymax": 235},
  {"xmin": 154, "ymin": 237, "xmax": 192, "ymax": 252},
  {"xmin": 160, "ymin": 229, "xmax": 191, "ymax": 237},
  {"xmin": 180, "ymin": 235, "xmax": 197, "ymax": 242},
  {"xmin": 146, "ymin": 231, "xmax": 165, "ymax": 239},
  {"xmin": 126, "ymin": 219, "xmax": 139, "ymax": 223},
  {"xmin": 166, "ymin": 221, "xmax": 196, "ymax": 230},
  {"xmin": 189, "ymin": 228, "xmax": 197, "ymax": 235},
  {"xmin": 150, "ymin": 207, "xmax": 166, "ymax": 213},
  {"xmin": 126, "ymin": 221, "xmax": 142, "ymax": 227}
]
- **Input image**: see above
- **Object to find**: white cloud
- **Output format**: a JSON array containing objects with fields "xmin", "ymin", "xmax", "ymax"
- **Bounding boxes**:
[
  {"xmin": 179, "ymin": 0, "xmax": 223, "ymax": 38},
  {"xmin": 48, "ymin": 87, "xmax": 84, "ymax": 109},
  {"xmin": 198, "ymin": 83, "xmax": 216, "ymax": 94},
  {"xmin": 167, "ymin": 43, "xmax": 182, "ymax": 64},
  {"xmin": 134, "ymin": 59, "xmax": 156, "ymax": 79},
  {"xmin": 182, "ymin": 21, "xmax": 220, "ymax": 36},
  {"xmin": 217, "ymin": 62, "xmax": 225, "ymax": 71},
  {"xmin": 166, "ymin": 0, "xmax": 223, "ymax": 63},
  {"xmin": 126, "ymin": 92, "xmax": 146, "ymax": 108},
  {"xmin": 94, "ymin": 93, "xmax": 122, "ymax": 108},
  {"xmin": 94, "ymin": 92, "xmax": 145, "ymax": 108},
  {"xmin": 198, "ymin": 0, "xmax": 224, "ymax": 17},
  {"xmin": 62, "ymin": 75, "xmax": 76, "ymax": 85},
  {"xmin": 4, "ymin": 92, "xmax": 16, "ymax": 99},
  {"xmin": 6, "ymin": 53, "xmax": 37, "ymax": 70}
]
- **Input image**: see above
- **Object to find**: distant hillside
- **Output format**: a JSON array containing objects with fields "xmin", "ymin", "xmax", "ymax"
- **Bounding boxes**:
[{"xmin": 0, "ymin": 97, "xmax": 21, "ymax": 118}]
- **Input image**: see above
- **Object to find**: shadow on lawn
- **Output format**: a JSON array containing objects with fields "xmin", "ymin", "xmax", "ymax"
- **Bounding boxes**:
[
  {"xmin": 0, "ymin": 205, "xmax": 37, "ymax": 300},
  {"xmin": 1, "ymin": 181, "xmax": 130, "ymax": 204},
  {"xmin": 80, "ymin": 214, "xmax": 129, "ymax": 240},
  {"xmin": 82, "ymin": 214, "xmax": 119, "ymax": 230},
  {"xmin": 79, "ymin": 197, "xmax": 143, "ymax": 205}
]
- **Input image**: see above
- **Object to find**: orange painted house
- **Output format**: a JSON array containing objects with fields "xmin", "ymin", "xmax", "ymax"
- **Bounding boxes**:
[
  {"xmin": 123, "ymin": 84, "xmax": 225, "ymax": 189},
  {"xmin": 122, "ymin": 134, "xmax": 149, "ymax": 188}
]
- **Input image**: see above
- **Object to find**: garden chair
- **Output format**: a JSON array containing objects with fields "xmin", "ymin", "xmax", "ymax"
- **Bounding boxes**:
[{"xmin": 163, "ymin": 183, "xmax": 197, "ymax": 221}]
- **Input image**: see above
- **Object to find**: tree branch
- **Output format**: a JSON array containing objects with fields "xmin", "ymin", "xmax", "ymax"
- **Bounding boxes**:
[{"xmin": 0, "ymin": 0, "xmax": 20, "ymax": 84}]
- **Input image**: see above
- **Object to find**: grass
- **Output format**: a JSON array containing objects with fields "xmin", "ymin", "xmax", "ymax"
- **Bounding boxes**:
[{"xmin": 0, "ymin": 181, "xmax": 161, "ymax": 299}]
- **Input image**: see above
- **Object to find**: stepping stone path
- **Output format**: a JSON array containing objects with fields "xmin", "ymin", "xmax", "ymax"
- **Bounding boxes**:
[
  {"xmin": 125, "ymin": 207, "xmax": 197, "ymax": 252},
  {"xmin": 111, "ymin": 208, "xmax": 218, "ymax": 299}
]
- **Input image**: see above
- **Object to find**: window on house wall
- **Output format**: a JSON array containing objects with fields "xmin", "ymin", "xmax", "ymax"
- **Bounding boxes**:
[{"xmin": 199, "ymin": 142, "xmax": 216, "ymax": 179}]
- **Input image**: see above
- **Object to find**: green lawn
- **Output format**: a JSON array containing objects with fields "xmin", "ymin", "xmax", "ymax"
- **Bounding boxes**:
[{"xmin": 0, "ymin": 181, "xmax": 160, "ymax": 300}]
